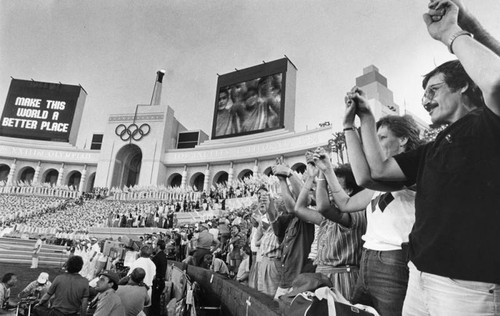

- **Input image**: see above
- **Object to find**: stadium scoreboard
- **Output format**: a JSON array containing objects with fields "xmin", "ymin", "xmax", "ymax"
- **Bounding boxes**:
[{"xmin": 0, "ymin": 79, "xmax": 87, "ymax": 144}]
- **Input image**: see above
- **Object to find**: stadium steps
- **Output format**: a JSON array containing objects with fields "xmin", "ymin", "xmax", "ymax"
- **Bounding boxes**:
[{"xmin": 0, "ymin": 237, "xmax": 68, "ymax": 267}]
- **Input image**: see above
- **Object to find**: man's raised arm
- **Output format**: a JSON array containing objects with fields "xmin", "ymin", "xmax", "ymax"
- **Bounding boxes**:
[{"xmin": 425, "ymin": 0, "xmax": 500, "ymax": 116}]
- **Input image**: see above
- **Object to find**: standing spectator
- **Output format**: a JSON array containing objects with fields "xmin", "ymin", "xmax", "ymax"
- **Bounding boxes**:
[
  {"xmin": 87, "ymin": 237, "xmax": 101, "ymax": 280},
  {"xmin": 31, "ymin": 235, "xmax": 43, "ymax": 269},
  {"xmin": 227, "ymin": 225, "xmax": 247, "ymax": 276},
  {"xmin": 294, "ymin": 156, "xmax": 367, "ymax": 300},
  {"xmin": 208, "ymin": 222, "xmax": 219, "ymax": 241},
  {"xmin": 344, "ymin": 1, "xmax": 500, "ymax": 314},
  {"xmin": 92, "ymin": 272, "xmax": 125, "ymax": 316},
  {"xmin": 34, "ymin": 256, "xmax": 89, "ymax": 316},
  {"xmin": 192, "ymin": 224, "xmax": 220, "ymax": 267},
  {"xmin": 116, "ymin": 268, "xmax": 150, "ymax": 316},
  {"xmin": 151, "ymin": 240, "xmax": 168, "ymax": 315},
  {"xmin": 256, "ymin": 189, "xmax": 283, "ymax": 297},
  {"xmin": 126, "ymin": 246, "xmax": 156, "ymax": 300},
  {"xmin": 248, "ymin": 216, "xmax": 263, "ymax": 290},
  {"xmin": 218, "ymin": 219, "xmax": 230, "ymax": 249},
  {"xmin": 336, "ymin": 114, "xmax": 419, "ymax": 315},
  {"xmin": 0, "ymin": 273, "xmax": 17, "ymax": 316},
  {"xmin": 272, "ymin": 165, "xmax": 315, "ymax": 300}
]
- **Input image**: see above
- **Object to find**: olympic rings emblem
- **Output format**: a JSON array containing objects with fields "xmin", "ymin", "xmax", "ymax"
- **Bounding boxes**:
[{"xmin": 115, "ymin": 123, "xmax": 151, "ymax": 141}]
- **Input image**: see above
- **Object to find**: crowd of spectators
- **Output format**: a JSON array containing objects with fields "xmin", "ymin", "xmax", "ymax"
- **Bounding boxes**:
[
  {"xmin": 0, "ymin": 171, "xmax": 284, "ymax": 238},
  {"xmin": 0, "ymin": 195, "xmax": 66, "ymax": 227},
  {"xmin": 1, "ymin": 2, "xmax": 500, "ymax": 315}
]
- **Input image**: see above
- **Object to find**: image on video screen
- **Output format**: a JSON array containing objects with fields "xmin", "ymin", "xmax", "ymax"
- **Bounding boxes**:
[{"xmin": 213, "ymin": 73, "xmax": 282, "ymax": 138}]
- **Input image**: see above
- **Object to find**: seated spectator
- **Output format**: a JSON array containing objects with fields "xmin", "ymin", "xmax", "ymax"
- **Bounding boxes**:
[
  {"xmin": 91, "ymin": 271, "xmax": 125, "ymax": 316},
  {"xmin": 236, "ymin": 246, "xmax": 252, "ymax": 285},
  {"xmin": 202, "ymin": 254, "xmax": 229, "ymax": 277},
  {"xmin": 18, "ymin": 272, "xmax": 51, "ymax": 299},
  {"xmin": 0, "ymin": 273, "xmax": 18, "ymax": 316}
]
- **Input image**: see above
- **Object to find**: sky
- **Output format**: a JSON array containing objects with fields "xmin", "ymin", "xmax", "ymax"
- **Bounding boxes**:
[{"xmin": 1, "ymin": 0, "xmax": 499, "ymax": 148}]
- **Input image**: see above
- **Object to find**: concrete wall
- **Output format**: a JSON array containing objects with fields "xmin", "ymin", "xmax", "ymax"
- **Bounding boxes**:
[{"xmin": 172, "ymin": 262, "xmax": 281, "ymax": 316}]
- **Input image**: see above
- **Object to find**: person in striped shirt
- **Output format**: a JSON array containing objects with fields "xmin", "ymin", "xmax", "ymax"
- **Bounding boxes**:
[
  {"xmin": 292, "ymin": 157, "xmax": 366, "ymax": 300},
  {"xmin": 256, "ymin": 187, "xmax": 283, "ymax": 296}
]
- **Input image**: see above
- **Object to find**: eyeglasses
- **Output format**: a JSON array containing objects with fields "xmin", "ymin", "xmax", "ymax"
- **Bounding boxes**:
[{"xmin": 422, "ymin": 83, "xmax": 446, "ymax": 105}]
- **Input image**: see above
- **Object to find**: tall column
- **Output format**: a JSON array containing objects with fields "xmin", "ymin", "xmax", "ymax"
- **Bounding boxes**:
[
  {"xmin": 227, "ymin": 162, "xmax": 234, "ymax": 187},
  {"xmin": 79, "ymin": 165, "xmax": 87, "ymax": 194},
  {"xmin": 6, "ymin": 159, "xmax": 17, "ymax": 186},
  {"xmin": 253, "ymin": 159, "xmax": 259, "ymax": 176},
  {"xmin": 181, "ymin": 165, "xmax": 188, "ymax": 189},
  {"xmin": 32, "ymin": 161, "xmax": 41, "ymax": 184},
  {"xmin": 203, "ymin": 164, "xmax": 210, "ymax": 193},
  {"xmin": 56, "ymin": 163, "xmax": 65, "ymax": 187}
]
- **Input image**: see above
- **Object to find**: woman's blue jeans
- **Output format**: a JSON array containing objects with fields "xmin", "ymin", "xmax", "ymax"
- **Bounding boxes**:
[{"xmin": 351, "ymin": 248, "xmax": 409, "ymax": 316}]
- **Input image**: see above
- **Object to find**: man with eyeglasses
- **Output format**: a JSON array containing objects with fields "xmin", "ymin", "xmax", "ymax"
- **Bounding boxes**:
[{"xmin": 343, "ymin": 0, "xmax": 500, "ymax": 314}]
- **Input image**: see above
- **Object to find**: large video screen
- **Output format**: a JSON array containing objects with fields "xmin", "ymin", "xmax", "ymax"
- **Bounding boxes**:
[
  {"xmin": 212, "ymin": 72, "xmax": 284, "ymax": 139},
  {"xmin": 0, "ymin": 79, "xmax": 82, "ymax": 142}
]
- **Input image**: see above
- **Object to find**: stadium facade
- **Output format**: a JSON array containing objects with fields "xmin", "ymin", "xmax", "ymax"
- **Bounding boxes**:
[{"xmin": 0, "ymin": 59, "xmax": 428, "ymax": 195}]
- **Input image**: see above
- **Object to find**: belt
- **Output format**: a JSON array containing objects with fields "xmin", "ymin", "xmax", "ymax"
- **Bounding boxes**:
[
  {"xmin": 316, "ymin": 265, "xmax": 359, "ymax": 274},
  {"xmin": 261, "ymin": 256, "xmax": 281, "ymax": 262}
]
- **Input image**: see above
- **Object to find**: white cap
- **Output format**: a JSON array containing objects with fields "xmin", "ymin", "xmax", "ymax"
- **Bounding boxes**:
[{"xmin": 37, "ymin": 272, "xmax": 49, "ymax": 284}]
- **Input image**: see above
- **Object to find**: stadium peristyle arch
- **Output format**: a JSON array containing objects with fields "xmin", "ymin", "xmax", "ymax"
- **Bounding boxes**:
[
  {"xmin": 238, "ymin": 169, "xmax": 253, "ymax": 180},
  {"xmin": 212, "ymin": 171, "xmax": 228, "ymax": 186},
  {"xmin": 291, "ymin": 162, "xmax": 306, "ymax": 174},
  {"xmin": 66, "ymin": 170, "xmax": 82, "ymax": 190},
  {"xmin": 43, "ymin": 169, "xmax": 59, "ymax": 185},
  {"xmin": 190, "ymin": 172, "xmax": 205, "ymax": 192},
  {"xmin": 168, "ymin": 173, "xmax": 182, "ymax": 187},
  {"xmin": 19, "ymin": 166, "xmax": 35, "ymax": 183},
  {"xmin": 263, "ymin": 166, "xmax": 273, "ymax": 176},
  {"xmin": 0, "ymin": 164, "xmax": 9, "ymax": 182},
  {"xmin": 111, "ymin": 144, "xmax": 142, "ymax": 189}
]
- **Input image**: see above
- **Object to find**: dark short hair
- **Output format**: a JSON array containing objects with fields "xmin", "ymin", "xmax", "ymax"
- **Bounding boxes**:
[
  {"xmin": 140, "ymin": 245, "xmax": 152, "ymax": 257},
  {"xmin": 157, "ymin": 239, "xmax": 166, "ymax": 250},
  {"xmin": 422, "ymin": 60, "xmax": 485, "ymax": 108},
  {"xmin": 1, "ymin": 273, "xmax": 16, "ymax": 283},
  {"xmin": 334, "ymin": 164, "xmax": 363, "ymax": 195},
  {"xmin": 130, "ymin": 268, "xmax": 146, "ymax": 284},
  {"xmin": 376, "ymin": 115, "xmax": 422, "ymax": 152},
  {"xmin": 66, "ymin": 256, "xmax": 84, "ymax": 273}
]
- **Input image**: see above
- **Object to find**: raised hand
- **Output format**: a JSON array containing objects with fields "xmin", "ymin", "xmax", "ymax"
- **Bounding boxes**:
[
  {"xmin": 312, "ymin": 147, "xmax": 332, "ymax": 172},
  {"xmin": 272, "ymin": 164, "xmax": 291, "ymax": 178},
  {"xmin": 305, "ymin": 150, "xmax": 316, "ymax": 166},
  {"xmin": 344, "ymin": 94, "xmax": 357, "ymax": 129},
  {"xmin": 305, "ymin": 162, "xmax": 319, "ymax": 180},
  {"xmin": 429, "ymin": 0, "xmax": 471, "ymax": 27},
  {"xmin": 346, "ymin": 86, "xmax": 371, "ymax": 118},
  {"xmin": 424, "ymin": 0, "xmax": 462, "ymax": 42},
  {"xmin": 258, "ymin": 191, "xmax": 271, "ymax": 213}
]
